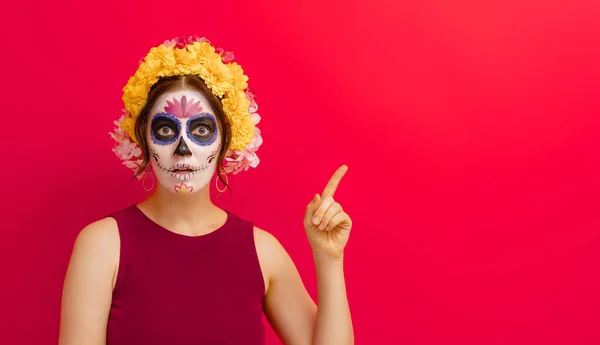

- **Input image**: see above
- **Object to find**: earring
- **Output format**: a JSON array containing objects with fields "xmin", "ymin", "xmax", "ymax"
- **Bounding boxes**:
[
  {"xmin": 216, "ymin": 170, "xmax": 229, "ymax": 193},
  {"xmin": 142, "ymin": 169, "xmax": 155, "ymax": 192}
]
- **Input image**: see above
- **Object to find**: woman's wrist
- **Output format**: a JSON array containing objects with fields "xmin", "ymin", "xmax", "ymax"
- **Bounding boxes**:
[{"xmin": 313, "ymin": 250, "xmax": 345, "ymax": 267}]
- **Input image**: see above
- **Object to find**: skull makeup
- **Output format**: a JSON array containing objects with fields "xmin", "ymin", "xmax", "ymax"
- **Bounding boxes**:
[{"xmin": 147, "ymin": 90, "xmax": 221, "ymax": 195}]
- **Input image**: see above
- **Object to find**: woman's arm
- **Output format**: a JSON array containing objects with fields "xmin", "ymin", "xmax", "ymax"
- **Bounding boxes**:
[
  {"xmin": 303, "ymin": 165, "xmax": 354, "ymax": 345},
  {"xmin": 311, "ymin": 251, "xmax": 353, "ymax": 345},
  {"xmin": 257, "ymin": 227, "xmax": 317, "ymax": 345},
  {"xmin": 59, "ymin": 218, "xmax": 119, "ymax": 345},
  {"xmin": 256, "ymin": 227, "xmax": 353, "ymax": 345}
]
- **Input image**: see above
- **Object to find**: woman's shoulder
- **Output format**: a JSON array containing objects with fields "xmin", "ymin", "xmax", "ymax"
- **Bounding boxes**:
[
  {"xmin": 227, "ymin": 209, "xmax": 284, "ymax": 254},
  {"xmin": 71, "ymin": 216, "xmax": 120, "ymax": 266},
  {"xmin": 64, "ymin": 216, "xmax": 121, "ymax": 302},
  {"xmin": 225, "ymin": 210, "xmax": 278, "ymax": 244},
  {"xmin": 252, "ymin": 225, "xmax": 278, "ymax": 247},
  {"xmin": 251, "ymin": 224, "xmax": 294, "ymax": 276},
  {"xmin": 79, "ymin": 203, "xmax": 137, "ymax": 243},
  {"xmin": 79, "ymin": 217, "xmax": 119, "ymax": 241}
]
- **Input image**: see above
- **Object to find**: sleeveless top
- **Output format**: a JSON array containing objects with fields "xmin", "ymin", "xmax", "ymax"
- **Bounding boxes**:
[{"xmin": 106, "ymin": 204, "xmax": 266, "ymax": 345}]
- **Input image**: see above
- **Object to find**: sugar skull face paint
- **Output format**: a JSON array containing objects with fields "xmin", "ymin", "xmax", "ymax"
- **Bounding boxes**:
[{"xmin": 147, "ymin": 90, "xmax": 221, "ymax": 195}]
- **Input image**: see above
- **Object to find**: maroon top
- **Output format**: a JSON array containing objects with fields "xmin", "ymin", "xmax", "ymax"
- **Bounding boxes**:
[{"xmin": 106, "ymin": 204, "xmax": 266, "ymax": 345}]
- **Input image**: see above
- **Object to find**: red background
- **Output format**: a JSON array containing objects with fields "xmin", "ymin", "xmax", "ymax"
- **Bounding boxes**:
[{"xmin": 2, "ymin": 0, "xmax": 599, "ymax": 344}]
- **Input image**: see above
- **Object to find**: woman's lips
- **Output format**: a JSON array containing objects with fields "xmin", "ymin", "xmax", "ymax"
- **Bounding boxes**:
[{"xmin": 173, "ymin": 169, "xmax": 193, "ymax": 174}]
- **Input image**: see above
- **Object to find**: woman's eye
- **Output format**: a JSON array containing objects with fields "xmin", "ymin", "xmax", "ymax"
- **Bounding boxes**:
[
  {"xmin": 193, "ymin": 125, "xmax": 211, "ymax": 136},
  {"xmin": 159, "ymin": 127, "xmax": 174, "ymax": 135}
]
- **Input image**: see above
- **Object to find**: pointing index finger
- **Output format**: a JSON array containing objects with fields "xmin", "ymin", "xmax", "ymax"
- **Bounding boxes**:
[{"xmin": 322, "ymin": 165, "xmax": 348, "ymax": 198}]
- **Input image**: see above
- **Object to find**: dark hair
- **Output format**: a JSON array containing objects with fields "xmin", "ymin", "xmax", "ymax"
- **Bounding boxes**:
[{"xmin": 133, "ymin": 75, "xmax": 231, "ymax": 191}]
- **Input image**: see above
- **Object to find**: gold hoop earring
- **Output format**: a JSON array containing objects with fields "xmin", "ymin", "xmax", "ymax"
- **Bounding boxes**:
[
  {"xmin": 142, "ymin": 170, "xmax": 155, "ymax": 192},
  {"xmin": 216, "ymin": 171, "xmax": 228, "ymax": 193}
]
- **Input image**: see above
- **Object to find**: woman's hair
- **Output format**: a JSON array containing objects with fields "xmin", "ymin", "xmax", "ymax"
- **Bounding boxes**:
[{"xmin": 133, "ymin": 75, "xmax": 231, "ymax": 190}]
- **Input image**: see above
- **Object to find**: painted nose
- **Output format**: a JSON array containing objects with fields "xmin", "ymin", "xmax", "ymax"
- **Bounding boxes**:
[{"xmin": 174, "ymin": 137, "xmax": 192, "ymax": 156}]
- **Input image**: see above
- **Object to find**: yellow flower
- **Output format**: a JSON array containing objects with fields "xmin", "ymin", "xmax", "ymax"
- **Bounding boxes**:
[
  {"xmin": 195, "ymin": 41, "xmax": 217, "ymax": 60},
  {"xmin": 175, "ymin": 47, "xmax": 196, "ymax": 65},
  {"xmin": 229, "ymin": 116, "xmax": 255, "ymax": 150},
  {"xmin": 119, "ymin": 117, "xmax": 137, "ymax": 143},
  {"xmin": 223, "ymin": 90, "xmax": 250, "ymax": 116},
  {"xmin": 228, "ymin": 62, "xmax": 248, "ymax": 90},
  {"xmin": 122, "ymin": 40, "xmax": 255, "ymax": 152}
]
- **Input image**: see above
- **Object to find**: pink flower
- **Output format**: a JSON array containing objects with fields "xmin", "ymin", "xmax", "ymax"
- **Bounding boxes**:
[
  {"xmin": 246, "ymin": 90, "xmax": 258, "ymax": 113},
  {"xmin": 224, "ymin": 127, "xmax": 263, "ymax": 175},
  {"xmin": 215, "ymin": 47, "xmax": 235, "ymax": 63},
  {"xmin": 109, "ymin": 111, "xmax": 144, "ymax": 176},
  {"xmin": 222, "ymin": 91, "xmax": 263, "ymax": 175},
  {"xmin": 246, "ymin": 90, "xmax": 261, "ymax": 125},
  {"xmin": 163, "ymin": 36, "xmax": 209, "ymax": 48}
]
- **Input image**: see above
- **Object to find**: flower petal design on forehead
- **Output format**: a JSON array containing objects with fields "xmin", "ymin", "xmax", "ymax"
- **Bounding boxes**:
[
  {"xmin": 110, "ymin": 36, "xmax": 262, "ymax": 178},
  {"xmin": 165, "ymin": 95, "xmax": 203, "ymax": 118}
]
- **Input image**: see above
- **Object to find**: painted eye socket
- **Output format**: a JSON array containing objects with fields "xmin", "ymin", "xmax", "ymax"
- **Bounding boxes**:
[
  {"xmin": 187, "ymin": 114, "xmax": 217, "ymax": 146},
  {"xmin": 192, "ymin": 125, "xmax": 211, "ymax": 137},
  {"xmin": 151, "ymin": 113, "xmax": 180, "ymax": 144}
]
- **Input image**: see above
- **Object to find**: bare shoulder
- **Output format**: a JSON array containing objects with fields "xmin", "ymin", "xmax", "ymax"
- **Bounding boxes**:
[
  {"xmin": 69, "ymin": 217, "xmax": 120, "ymax": 284},
  {"xmin": 60, "ymin": 217, "xmax": 120, "ymax": 344},
  {"xmin": 252, "ymin": 227, "xmax": 316, "ymax": 345},
  {"xmin": 74, "ymin": 217, "xmax": 120, "ymax": 257},
  {"xmin": 253, "ymin": 226, "xmax": 288, "ymax": 266},
  {"xmin": 252, "ymin": 226, "xmax": 300, "ymax": 290},
  {"xmin": 253, "ymin": 226, "xmax": 282, "ymax": 250}
]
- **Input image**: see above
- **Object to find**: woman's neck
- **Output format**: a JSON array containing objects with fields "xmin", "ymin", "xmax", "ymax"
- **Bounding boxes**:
[{"xmin": 138, "ymin": 183, "xmax": 223, "ymax": 235}]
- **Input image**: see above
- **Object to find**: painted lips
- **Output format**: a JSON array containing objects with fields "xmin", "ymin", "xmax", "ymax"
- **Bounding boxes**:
[
  {"xmin": 168, "ymin": 163, "xmax": 200, "ymax": 173},
  {"xmin": 172, "ymin": 168, "xmax": 194, "ymax": 174},
  {"xmin": 163, "ymin": 162, "xmax": 209, "ymax": 181}
]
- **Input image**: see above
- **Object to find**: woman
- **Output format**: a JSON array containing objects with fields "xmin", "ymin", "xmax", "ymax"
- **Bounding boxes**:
[{"xmin": 59, "ymin": 36, "xmax": 354, "ymax": 345}]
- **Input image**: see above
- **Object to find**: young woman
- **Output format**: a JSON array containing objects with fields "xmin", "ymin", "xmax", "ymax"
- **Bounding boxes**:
[{"xmin": 59, "ymin": 36, "xmax": 354, "ymax": 345}]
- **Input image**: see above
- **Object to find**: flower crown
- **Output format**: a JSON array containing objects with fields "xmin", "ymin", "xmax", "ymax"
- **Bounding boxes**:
[{"xmin": 110, "ymin": 36, "xmax": 262, "ymax": 177}]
